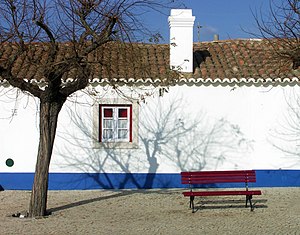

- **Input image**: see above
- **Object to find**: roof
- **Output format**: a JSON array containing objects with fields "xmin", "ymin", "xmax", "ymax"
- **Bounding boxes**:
[{"xmin": 0, "ymin": 39, "xmax": 299, "ymax": 87}]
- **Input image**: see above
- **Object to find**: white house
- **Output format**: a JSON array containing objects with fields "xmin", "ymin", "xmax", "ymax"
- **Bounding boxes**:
[{"xmin": 1, "ymin": 9, "xmax": 300, "ymax": 190}]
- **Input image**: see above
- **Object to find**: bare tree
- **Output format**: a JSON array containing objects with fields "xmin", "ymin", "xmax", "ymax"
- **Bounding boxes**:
[
  {"xmin": 253, "ymin": 0, "xmax": 300, "ymax": 70},
  {"xmin": 0, "ymin": 0, "xmax": 181, "ymax": 217}
]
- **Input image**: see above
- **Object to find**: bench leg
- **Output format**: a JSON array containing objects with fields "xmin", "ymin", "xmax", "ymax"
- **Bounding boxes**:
[
  {"xmin": 246, "ymin": 195, "xmax": 254, "ymax": 211},
  {"xmin": 190, "ymin": 196, "xmax": 195, "ymax": 213}
]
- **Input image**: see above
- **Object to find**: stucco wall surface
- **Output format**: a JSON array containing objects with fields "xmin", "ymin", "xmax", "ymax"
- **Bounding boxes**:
[{"xmin": 1, "ymin": 85, "xmax": 300, "ymax": 175}]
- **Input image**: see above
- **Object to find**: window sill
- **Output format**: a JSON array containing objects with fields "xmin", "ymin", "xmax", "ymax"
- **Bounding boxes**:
[{"xmin": 93, "ymin": 141, "xmax": 139, "ymax": 149}]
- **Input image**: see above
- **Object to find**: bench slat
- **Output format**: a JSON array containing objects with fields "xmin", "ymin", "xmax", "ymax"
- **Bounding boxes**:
[
  {"xmin": 182, "ymin": 179, "xmax": 256, "ymax": 184},
  {"xmin": 183, "ymin": 190, "xmax": 262, "ymax": 197},
  {"xmin": 181, "ymin": 178, "xmax": 257, "ymax": 184},
  {"xmin": 181, "ymin": 170, "xmax": 256, "ymax": 175}
]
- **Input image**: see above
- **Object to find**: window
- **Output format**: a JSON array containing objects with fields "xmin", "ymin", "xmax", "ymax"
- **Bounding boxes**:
[
  {"xmin": 93, "ymin": 98, "xmax": 138, "ymax": 149},
  {"xmin": 99, "ymin": 105, "xmax": 132, "ymax": 142}
]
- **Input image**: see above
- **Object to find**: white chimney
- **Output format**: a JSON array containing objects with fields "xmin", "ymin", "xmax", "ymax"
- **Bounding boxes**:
[{"xmin": 168, "ymin": 9, "xmax": 195, "ymax": 73}]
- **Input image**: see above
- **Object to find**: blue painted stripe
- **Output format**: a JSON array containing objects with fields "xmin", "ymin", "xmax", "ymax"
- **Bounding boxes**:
[{"xmin": 0, "ymin": 170, "xmax": 300, "ymax": 190}]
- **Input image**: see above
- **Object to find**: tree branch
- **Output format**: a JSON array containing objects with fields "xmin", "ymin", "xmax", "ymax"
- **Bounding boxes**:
[
  {"xmin": 60, "ymin": 67, "xmax": 89, "ymax": 97},
  {"xmin": 83, "ymin": 15, "xmax": 117, "ymax": 55},
  {"xmin": 0, "ymin": 65, "xmax": 42, "ymax": 97}
]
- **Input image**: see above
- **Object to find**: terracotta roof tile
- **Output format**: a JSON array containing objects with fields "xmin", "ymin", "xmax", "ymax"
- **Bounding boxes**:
[{"xmin": 0, "ymin": 39, "xmax": 299, "ymax": 87}]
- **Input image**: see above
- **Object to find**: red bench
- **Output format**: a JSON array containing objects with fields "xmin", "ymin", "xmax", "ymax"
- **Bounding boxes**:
[{"xmin": 181, "ymin": 170, "xmax": 262, "ymax": 213}]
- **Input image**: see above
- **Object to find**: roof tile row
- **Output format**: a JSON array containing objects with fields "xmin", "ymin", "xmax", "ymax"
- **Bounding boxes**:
[{"xmin": 0, "ymin": 39, "xmax": 299, "ymax": 87}]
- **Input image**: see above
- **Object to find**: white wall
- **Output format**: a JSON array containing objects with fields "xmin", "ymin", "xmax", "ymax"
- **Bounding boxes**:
[
  {"xmin": 0, "ymin": 88, "xmax": 39, "ymax": 172},
  {"xmin": 1, "ymin": 85, "xmax": 300, "ymax": 174}
]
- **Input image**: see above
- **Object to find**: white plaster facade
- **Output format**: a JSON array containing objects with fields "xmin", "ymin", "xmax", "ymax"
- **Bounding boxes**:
[{"xmin": 1, "ymin": 84, "xmax": 300, "ymax": 175}]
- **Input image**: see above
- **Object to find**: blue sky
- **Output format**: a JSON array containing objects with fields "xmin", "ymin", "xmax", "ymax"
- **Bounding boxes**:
[{"xmin": 142, "ymin": 0, "xmax": 274, "ymax": 43}]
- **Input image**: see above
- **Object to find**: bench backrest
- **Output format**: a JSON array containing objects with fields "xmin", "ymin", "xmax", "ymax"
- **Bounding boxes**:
[{"xmin": 181, "ymin": 170, "xmax": 257, "ymax": 185}]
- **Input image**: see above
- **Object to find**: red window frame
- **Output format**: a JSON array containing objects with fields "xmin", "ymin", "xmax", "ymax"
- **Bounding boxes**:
[{"xmin": 99, "ymin": 104, "xmax": 132, "ymax": 142}]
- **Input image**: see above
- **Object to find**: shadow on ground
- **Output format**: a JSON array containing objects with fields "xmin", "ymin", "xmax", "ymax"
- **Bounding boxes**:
[
  {"xmin": 191, "ymin": 198, "xmax": 268, "ymax": 213},
  {"xmin": 48, "ymin": 189, "xmax": 179, "ymax": 214}
]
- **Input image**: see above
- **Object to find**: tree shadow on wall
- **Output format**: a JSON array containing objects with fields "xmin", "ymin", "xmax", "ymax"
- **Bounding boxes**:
[
  {"xmin": 55, "ymin": 96, "xmax": 252, "ymax": 189},
  {"xmin": 269, "ymin": 89, "xmax": 300, "ymax": 168}
]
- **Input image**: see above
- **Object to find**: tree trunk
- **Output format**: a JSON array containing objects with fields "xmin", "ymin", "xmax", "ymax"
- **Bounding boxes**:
[{"xmin": 29, "ymin": 100, "xmax": 63, "ymax": 217}]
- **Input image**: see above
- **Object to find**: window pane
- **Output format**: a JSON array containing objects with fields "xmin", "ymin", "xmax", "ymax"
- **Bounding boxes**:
[
  {"xmin": 103, "ymin": 119, "xmax": 113, "ymax": 128},
  {"xmin": 118, "ymin": 108, "xmax": 127, "ymax": 118},
  {"xmin": 118, "ymin": 119, "xmax": 128, "ymax": 128},
  {"xmin": 118, "ymin": 129, "xmax": 128, "ymax": 139},
  {"xmin": 104, "ymin": 108, "xmax": 113, "ymax": 117},
  {"xmin": 103, "ymin": 129, "xmax": 113, "ymax": 139}
]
